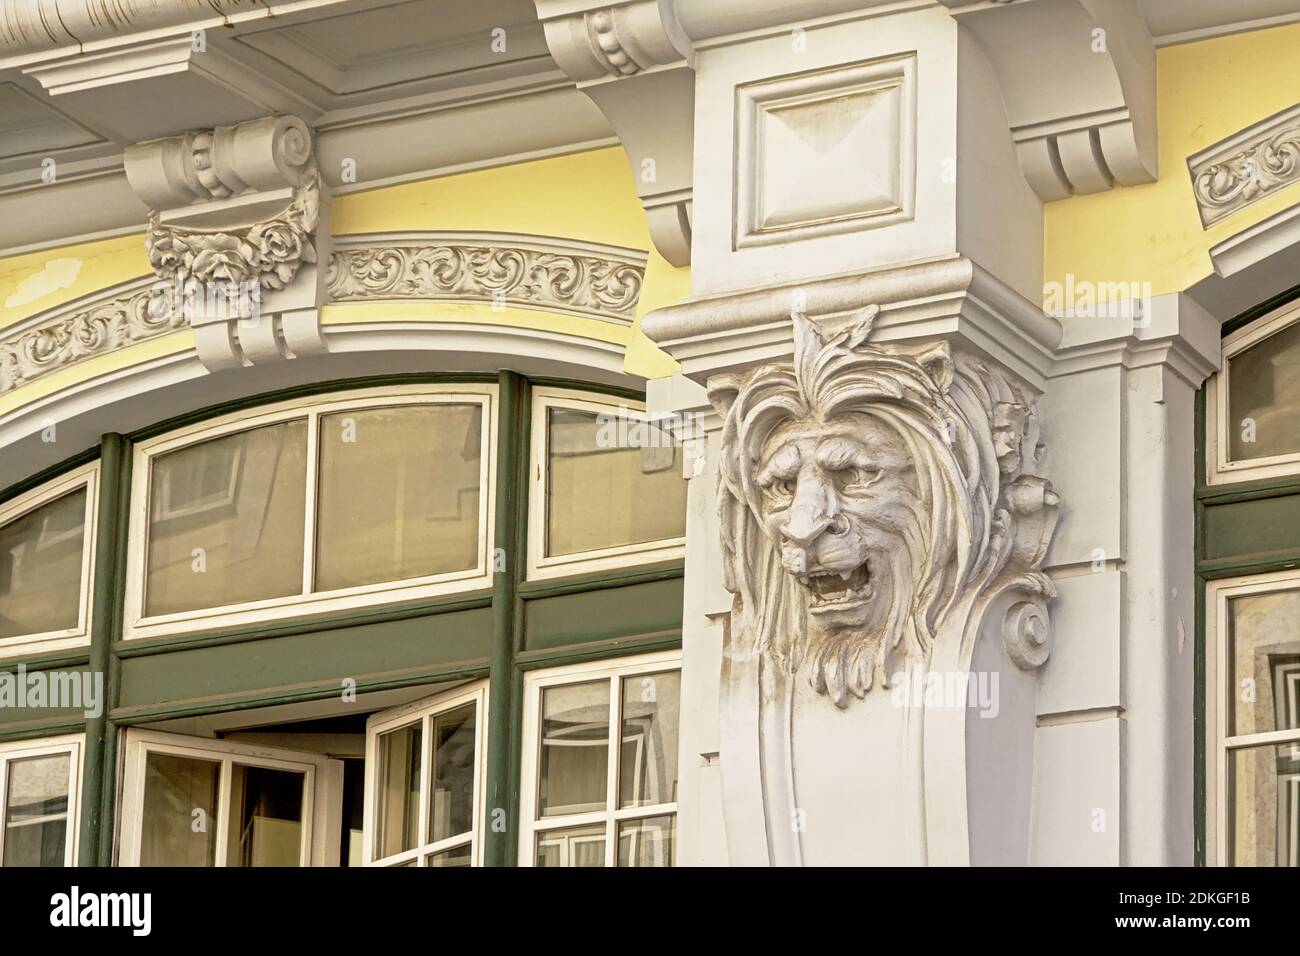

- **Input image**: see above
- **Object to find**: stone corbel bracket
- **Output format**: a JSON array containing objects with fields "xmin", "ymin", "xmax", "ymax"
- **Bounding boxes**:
[
  {"xmin": 941, "ymin": 0, "xmax": 1157, "ymax": 200},
  {"xmin": 534, "ymin": 0, "xmax": 695, "ymax": 266},
  {"xmin": 123, "ymin": 114, "xmax": 330, "ymax": 372}
]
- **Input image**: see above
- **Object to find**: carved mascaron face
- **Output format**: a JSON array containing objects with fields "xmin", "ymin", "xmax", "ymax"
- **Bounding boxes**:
[{"xmin": 753, "ymin": 413, "xmax": 920, "ymax": 631}]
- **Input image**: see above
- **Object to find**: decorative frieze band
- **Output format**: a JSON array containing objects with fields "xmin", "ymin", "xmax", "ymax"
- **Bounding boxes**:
[
  {"xmin": 326, "ymin": 233, "xmax": 647, "ymax": 326},
  {"xmin": 1189, "ymin": 104, "xmax": 1300, "ymax": 228},
  {"xmin": 0, "ymin": 233, "xmax": 649, "ymax": 396},
  {"xmin": 0, "ymin": 280, "xmax": 184, "ymax": 393}
]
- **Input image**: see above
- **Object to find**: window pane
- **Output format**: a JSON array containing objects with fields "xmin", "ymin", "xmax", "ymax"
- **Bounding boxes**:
[
  {"xmin": 619, "ymin": 671, "xmax": 680, "ymax": 809},
  {"xmin": 145, "ymin": 422, "xmax": 308, "ymax": 616},
  {"xmin": 1228, "ymin": 319, "xmax": 1300, "ymax": 461},
  {"xmin": 427, "ymin": 843, "xmax": 472, "ymax": 867},
  {"xmin": 316, "ymin": 404, "xmax": 482, "ymax": 591},
  {"xmin": 535, "ymin": 823, "xmax": 605, "ymax": 867},
  {"xmin": 226, "ymin": 764, "xmax": 305, "ymax": 867},
  {"xmin": 375, "ymin": 722, "xmax": 421, "ymax": 860},
  {"xmin": 0, "ymin": 489, "xmax": 86, "ymax": 641},
  {"xmin": 617, "ymin": 814, "xmax": 675, "ymax": 867},
  {"xmin": 1227, "ymin": 588, "xmax": 1300, "ymax": 737},
  {"xmin": 139, "ymin": 752, "xmax": 220, "ymax": 866},
  {"xmin": 1228, "ymin": 741, "xmax": 1300, "ymax": 866},
  {"xmin": 538, "ymin": 681, "xmax": 609, "ymax": 818},
  {"xmin": 429, "ymin": 703, "xmax": 476, "ymax": 843},
  {"xmin": 3, "ymin": 753, "xmax": 70, "ymax": 867},
  {"xmin": 545, "ymin": 407, "xmax": 687, "ymax": 557}
]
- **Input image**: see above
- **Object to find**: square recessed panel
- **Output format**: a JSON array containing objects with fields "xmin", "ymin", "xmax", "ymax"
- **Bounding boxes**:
[{"xmin": 734, "ymin": 53, "xmax": 916, "ymax": 249}]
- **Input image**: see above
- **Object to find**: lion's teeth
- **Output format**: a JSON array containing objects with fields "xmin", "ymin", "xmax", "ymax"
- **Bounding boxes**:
[{"xmin": 839, "ymin": 570, "xmax": 853, "ymax": 581}]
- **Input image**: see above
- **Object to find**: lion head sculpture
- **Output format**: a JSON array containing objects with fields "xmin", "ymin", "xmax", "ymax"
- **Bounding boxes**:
[{"xmin": 710, "ymin": 309, "xmax": 1058, "ymax": 708}]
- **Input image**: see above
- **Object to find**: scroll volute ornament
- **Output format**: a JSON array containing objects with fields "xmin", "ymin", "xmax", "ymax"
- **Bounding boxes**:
[
  {"xmin": 709, "ymin": 309, "xmax": 1060, "ymax": 708},
  {"xmin": 125, "ymin": 115, "xmax": 322, "ymax": 312}
]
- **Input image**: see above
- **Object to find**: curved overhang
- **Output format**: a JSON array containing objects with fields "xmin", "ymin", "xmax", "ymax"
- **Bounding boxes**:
[{"xmin": 0, "ymin": 304, "xmax": 642, "ymax": 489}]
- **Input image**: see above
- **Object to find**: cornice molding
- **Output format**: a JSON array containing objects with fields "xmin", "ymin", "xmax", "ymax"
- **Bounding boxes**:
[
  {"xmin": 326, "ymin": 232, "xmax": 648, "ymax": 325},
  {"xmin": 0, "ymin": 0, "xmax": 354, "ymax": 68},
  {"xmin": 642, "ymin": 256, "xmax": 1062, "ymax": 390},
  {"xmin": 1207, "ymin": 203, "xmax": 1300, "ymax": 281},
  {"xmin": 1189, "ymin": 104, "xmax": 1300, "ymax": 228},
  {"xmin": 1050, "ymin": 291, "xmax": 1221, "ymax": 388}
]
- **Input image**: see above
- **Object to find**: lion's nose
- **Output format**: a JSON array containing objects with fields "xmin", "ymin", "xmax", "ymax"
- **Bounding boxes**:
[{"xmin": 780, "ymin": 477, "xmax": 836, "ymax": 548}]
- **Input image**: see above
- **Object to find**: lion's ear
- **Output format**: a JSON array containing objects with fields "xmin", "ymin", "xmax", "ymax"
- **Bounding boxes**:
[
  {"xmin": 707, "ymin": 373, "xmax": 743, "ymax": 420},
  {"xmin": 915, "ymin": 342, "xmax": 954, "ymax": 393}
]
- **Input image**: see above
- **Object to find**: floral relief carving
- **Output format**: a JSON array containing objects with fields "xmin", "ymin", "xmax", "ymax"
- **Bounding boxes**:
[
  {"xmin": 145, "ymin": 167, "xmax": 320, "ymax": 303},
  {"xmin": 1191, "ymin": 118, "xmax": 1300, "ymax": 226},
  {"xmin": 125, "ymin": 115, "xmax": 325, "ymax": 329},
  {"xmin": 0, "ymin": 286, "xmax": 186, "ymax": 393},
  {"xmin": 711, "ymin": 309, "xmax": 1060, "ymax": 707},
  {"xmin": 326, "ymin": 242, "xmax": 645, "ymax": 324}
]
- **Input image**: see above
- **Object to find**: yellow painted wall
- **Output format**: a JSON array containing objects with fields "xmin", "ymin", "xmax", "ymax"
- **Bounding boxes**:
[
  {"xmin": 0, "ymin": 234, "xmax": 150, "ymax": 332},
  {"xmin": 331, "ymin": 146, "xmax": 685, "ymax": 380},
  {"xmin": 1045, "ymin": 24, "xmax": 1300, "ymax": 302},
  {"xmin": 0, "ymin": 146, "xmax": 684, "ymax": 419}
]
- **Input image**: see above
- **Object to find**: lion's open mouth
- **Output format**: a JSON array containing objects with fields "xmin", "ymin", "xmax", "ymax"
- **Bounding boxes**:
[{"xmin": 801, "ymin": 564, "xmax": 872, "ymax": 610}]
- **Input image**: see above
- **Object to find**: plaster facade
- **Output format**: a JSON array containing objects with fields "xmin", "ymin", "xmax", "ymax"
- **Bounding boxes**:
[{"xmin": 0, "ymin": 0, "xmax": 1299, "ymax": 868}]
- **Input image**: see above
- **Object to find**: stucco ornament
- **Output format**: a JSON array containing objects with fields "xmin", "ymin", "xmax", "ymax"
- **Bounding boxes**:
[
  {"xmin": 711, "ymin": 308, "xmax": 1060, "ymax": 708},
  {"xmin": 125, "ymin": 115, "xmax": 323, "ymax": 321},
  {"xmin": 143, "ymin": 163, "xmax": 319, "ymax": 317},
  {"xmin": 326, "ymin": 240, "xmax": 643, "ymax": 324}
]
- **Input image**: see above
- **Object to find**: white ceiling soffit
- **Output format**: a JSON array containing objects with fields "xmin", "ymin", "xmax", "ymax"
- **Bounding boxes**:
[
  {"xmin": 0, "ymin": 0, "xmax": 620, "ymax": 255},
  {"xmin": 0, "ymin": 0, "xmax": 362, "ymax": 67},
  {"xmin": 8, "ymin": 0, "xmax": 562, "ymax": 144},
  {"xmin": 1139, "ymin": 0, "xmax": 1300, "ymax": 46}
]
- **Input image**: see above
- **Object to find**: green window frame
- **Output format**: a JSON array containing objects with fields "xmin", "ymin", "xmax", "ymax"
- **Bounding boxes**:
[
  {"xmin": 1197, "ymin": 284, "xmax": 1300, "ymax": 867},
  {"xmin": 0, "ymin": 371, "xmax": 686, "ymax": 867}
]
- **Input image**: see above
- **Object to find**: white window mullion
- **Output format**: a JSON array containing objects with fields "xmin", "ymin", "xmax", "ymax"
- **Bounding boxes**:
[
  {"xmin": 611, "ymin": 802, "xmax": 677, "ymax": 822},
  {"xmin": 75, "ymin": 472, "xmax": 98, "ymax": 639},
  {"xmin": 213, "ymin": 757, "xmax": 233, "ymax": 868},
  {"xmin": 0, "ymin": 755, "xmax": 9, "ymax": 864},
  {"xmin": 1223, "ymin": 728, "xmax": 1300, "ymax": 749},
  {"xmin": 471, "ymin": 692, "xmax": 487, "ymax": 865},
  {"xmin": 416, "ymin": 713, "xmax": 433, "ymax": 865},
  {"xmin": 604, "ymin": 675, "xmax": 620, "ymax": 868},
  {"xmin": 529, "ymin": 809, "xmax": 611, "ymax": 832},
  {"xmin": 64, "ymin": 743, "xmax": 80, "ymax": 866},
  {"xmin": 425, "ymin": 832, "xmax": 473, "ymax": 856},
  {"xmin": 302, "ymin": 408, "xmax": 321, "ymax": 596}
]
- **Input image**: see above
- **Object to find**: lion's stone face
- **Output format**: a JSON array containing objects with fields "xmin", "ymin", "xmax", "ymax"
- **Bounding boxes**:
[{"xmin": 754, "ymin": 413, "xmax": 920, "ymax": 631}]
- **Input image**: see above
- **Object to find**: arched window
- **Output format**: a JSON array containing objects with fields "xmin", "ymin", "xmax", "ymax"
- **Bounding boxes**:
[
  {"xmin": 124, "ymin": 385, "xmax": 497, "ymax": 639},
  {"xmin": 0, "ymin": 373, "xmax": 689, "ymax": 868}
]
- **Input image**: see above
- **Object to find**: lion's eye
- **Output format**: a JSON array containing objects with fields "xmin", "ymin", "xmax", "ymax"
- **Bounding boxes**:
[
  {"xmin": 763, "ymin": 477, "xmax": 796, "ymax": 501},
  {"xmin": 841, "ymin": 467, "xmax": 879, "ymax": 490}
]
